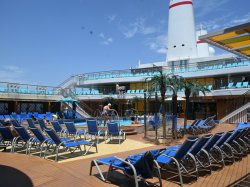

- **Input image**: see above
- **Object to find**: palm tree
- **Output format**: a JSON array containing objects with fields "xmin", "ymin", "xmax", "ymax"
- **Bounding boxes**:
[
  {"xmin": 149, "ymin": 71, "xmax": 183, "ymax": 138},
  {"xmin": 181, "ymin": 80, "xmax": 209, "ymax": 130},
  {"xmin": 149, "ymin": 71, "xmax": 168, "ymax": 139}
]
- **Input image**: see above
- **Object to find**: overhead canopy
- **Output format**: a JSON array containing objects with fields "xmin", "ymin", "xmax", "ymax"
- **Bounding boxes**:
[{"xmin": 199, "ymin": 22, "xmax": 250, "ymax": 60}]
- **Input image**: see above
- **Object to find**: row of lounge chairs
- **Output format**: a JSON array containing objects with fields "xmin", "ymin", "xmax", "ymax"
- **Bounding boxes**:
[
  {"xmin": 177, "ymin": 116, "xmax": 218, "ymax": 135},
  {"xmin": 0, "ymin": 121, "xmax": 97, "ymax": 161},
  {"xmin": 90, "ymin": 122, "xmax": 250, "ymax": 186},
  {"xmin": 0, "ymin": 118, "xmax": 126, "ymax": 161},
  {"xmin": 26, "ymin": 119, "xmax": 126, "ymax": 144}
]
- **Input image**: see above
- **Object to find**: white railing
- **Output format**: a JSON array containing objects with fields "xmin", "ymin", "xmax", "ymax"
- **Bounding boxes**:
[{"xmin": 220, "ymin": 101, "xmax": 250, "ymax": 123}]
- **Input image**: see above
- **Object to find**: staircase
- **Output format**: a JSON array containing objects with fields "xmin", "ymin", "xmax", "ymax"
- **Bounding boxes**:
[
  {"xmin": 60, "ymin": 88, "xmax": 92, "ymax": 118},
  {"xmin": 220, "ymin": 101, "xmax": 250, "ymax": 123}
]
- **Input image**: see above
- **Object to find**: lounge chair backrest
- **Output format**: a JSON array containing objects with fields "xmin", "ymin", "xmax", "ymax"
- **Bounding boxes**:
[
  {"xmin": 195, "ymin": 120, "xmax": 205, "ymax": 127},
  {"xmin": 189, "ymin": 134, "xmax": 212, "ymax": 156},
  {"xmin": 226, "ymin": 129, "xmax": 243, "ymax": 144},
  {"xmin": 0, "ymin": 126, "xmax": 15, "ymax": 140},
  {"xmin": 190, "ymin": 120, "xmax": 201, "ymax": 127},
  {"xmin": 236, "ymin": 82, "xmax": 242, "ymax": 88},
  {"xmin": 38, "ymin": 119, "xmax": 47, "ymax": 131},
  {"xmin": 228, "ymin": 82, "xmax": 234, "ymax": 88},
  {"xmin": 4, "ymin": 115, "xmax": 11, "ymax": 119},
  {"xmin": 10, "ymin": 119, "xmax": 20, "ymax": 127},
  {"xmin": 27, "ymin": 118, "xmax": 36, "ymax": 128},
  {"xmin": 29, "ymin": 127, "xmax": 46, "ymax": 142},
  {"xmin": 242, "ymin": 82, "xmax": 248, "ymax": 87},
  {"xmin": 51, "ymin": 121, "xmax": 62, "ymax": 132},
  {"xmin": 65, "ymin": 122, "xmax": 77, "ymax": 133},
  {"xmin": 45, "ymin": 129, "xmax": 62, "ymax": 145},
  {"xmin": 14, "ymin": 126, "xmax": 32, "ymax": 141},
  {"xmin": 107, "ymin": 122, "xmax": 119, "ymax": 133},
  {"xmin": 87, "ymin": 120, "xmax": 98, "ymax": 133},
  {"xmin": 239, "ymin": 128, "xmax": 250, "ymax": 139},
  {"xmin": 203, "ymin": 132, "xmax": 224, "ymax": 151},
  {"xmin": 58, "ymin": 120, "xmax": 65, "ymax": 125},
  {"xmin": 174, "ymin": 137, "xmax": 198, "ymax": 159},
  {"xmin": 215, "ymin": 131, "xmax": 233, "ymax": 147}
]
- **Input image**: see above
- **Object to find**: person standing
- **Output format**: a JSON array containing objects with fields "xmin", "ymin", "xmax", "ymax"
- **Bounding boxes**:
[{"xmin": 102, "ymin": 103, "xmax": 113, "ymax": 125}]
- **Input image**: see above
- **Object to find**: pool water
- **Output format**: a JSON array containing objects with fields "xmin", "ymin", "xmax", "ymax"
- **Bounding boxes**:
[{"xmin": 75, "ymin": 119, "xmax": 142, "ymax": 126}]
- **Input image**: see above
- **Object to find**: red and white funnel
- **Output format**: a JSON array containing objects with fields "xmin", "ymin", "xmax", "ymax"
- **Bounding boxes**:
[{"xmin": 167, "ymin": 0, "xmax": 198, "ymax": 61}]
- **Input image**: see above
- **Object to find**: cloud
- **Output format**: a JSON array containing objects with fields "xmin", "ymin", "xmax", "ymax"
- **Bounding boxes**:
[
  {"xmin": 108, "ymin": 14, "xmax": 116, "ymax": 23},
  {"xmin": 0, "ymin": 65, "xmax": 25, "ymax": 82},
  {"xmin": 99, "ymin": 33, "xmax": 113, "ymax": 45},
  {"xmin": 146, "ymin": 34, "xmax": 167, "ymax": 54},
  {"xmin": 197, "ymin": 12, "xmax": 250, "ymax": 32},
  {"xmin": 194, "ymin": 0, "xmax": 230, "ymax": 18},
  {"xmin": 121, "ymin": 18, "xmax": 158, "ymax": 38}
]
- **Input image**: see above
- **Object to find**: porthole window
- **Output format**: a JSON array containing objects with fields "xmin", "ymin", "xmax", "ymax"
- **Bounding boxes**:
[
  {"xmin": 173, "ymin": 45, "xmax": 176, "ymax": 48},
  {"xmin": 182, "ymin": 44, "xmax": 185, "ymax": 46}
]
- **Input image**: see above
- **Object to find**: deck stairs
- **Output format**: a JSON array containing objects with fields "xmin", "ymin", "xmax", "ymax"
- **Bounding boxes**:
[
  {"xmin": 60, "ymin": 88, "xmax": 92, "ymax": 118},
  {"xmin": 220, "ymin": 101, "xmax": 250, "ymax": 123}
]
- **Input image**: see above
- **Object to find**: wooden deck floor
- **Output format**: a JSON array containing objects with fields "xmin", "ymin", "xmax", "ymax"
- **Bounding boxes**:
[{"xmin": 1, "ymin": 124, "xmax": 250, "ymax": 187}]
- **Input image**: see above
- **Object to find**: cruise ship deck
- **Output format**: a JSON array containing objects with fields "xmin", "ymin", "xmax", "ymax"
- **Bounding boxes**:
[{"xmin": 1, "ymin": 123, "xmax": 250, "ymax": 187}]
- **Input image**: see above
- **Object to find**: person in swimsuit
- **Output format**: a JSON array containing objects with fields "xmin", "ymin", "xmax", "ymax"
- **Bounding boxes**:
[{"xmin": 102, "ymin": 103, "xmax": 112, "ymax": 125}]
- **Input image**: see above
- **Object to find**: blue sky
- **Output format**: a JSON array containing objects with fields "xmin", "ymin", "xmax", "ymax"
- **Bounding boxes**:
[{"xmin": 0, "ymin": 0, "xmax": 249, "ymax": 86}]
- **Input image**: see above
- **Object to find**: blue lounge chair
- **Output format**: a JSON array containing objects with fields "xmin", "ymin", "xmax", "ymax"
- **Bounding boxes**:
[
  {"xmin": 213, "ymin": 130, "xmax": 236, "ymax": 163},
  {"xmin": 51, "ymin": 121, "xmax": 67, "ymax": 137},
  {"xmin": 29, "ymin": 127, "xmax": 52, "ymax": 156},
  {"xmin": 37, "ymin": 119, "xmax": 49, "ymax": 131},
  {"xmin": 90, "ymin": 151, "xmax": 162, "ymax": 187},
  {"xmin": 227, "ymin": 82, "xmax": 234, "ymax": 89},
  {"xmin": 218, "ymin": 129, "xmax": 246, "ymax": 162},
  {"xmin": 14, "ymin": 126, "xmax": 40, "ymax": 154},
  {"xmin": 156, "ymin": 137, "xmax": 199, "ymax": 186},
  {"xmin": 44, "ymin": 128, "xmax": 97, "ymax": 161},
  {"xmin": 235, "ymin": 82, "xmax": 242, "ymax": 88},
  {"xmin": 201, "ymin": 132, "xmax": 225, "ymax": 168},
  {"xmin": 64, "ymin": 122, "xmax": 86, "ymax": 139},
  {"xmin": 0, "ymin": 126, "xmax": 17, "ymax": 152},
  {"xmin": 29, "ymin": 127, "xmax": 72, "ymax": 156},
  {"xmin": 189, "ymin": 134, "xmax": 213, "ymax": 173},
  {"xmin": 242, "ymin": 81, "xmax": 249, "ymax": 88},
  {"xmin": 10, "ymin": 119, "xmax": 21, "ymax": 127},
  {"xmin": 105, "ymin": 122, "xmax": 126, "ymax": 144},
  {"xmin": 26, "ymin": 118, "xmax": 37, "ymax": 128},
  {"xmin": 86, "ymin": 120, "xmax": 105, "ymax": 143}
]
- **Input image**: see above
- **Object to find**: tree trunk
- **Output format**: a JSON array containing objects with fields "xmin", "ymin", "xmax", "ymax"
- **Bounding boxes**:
[
  {"xmin": 184, "ymin": 96, "xmax": 189, "ymax": 130},
  {"xmin": 162, "ymin": 111, "xmax": 166, "ymax": 139},
  {"xmin": 172, "ymin": 94, "xmax": 178, "ymax": 139}
]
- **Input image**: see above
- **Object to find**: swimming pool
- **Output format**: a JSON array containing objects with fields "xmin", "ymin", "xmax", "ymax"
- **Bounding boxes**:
[{"xmin": 75, "ymin": 119, "xmax": 143, "ymax": 126}]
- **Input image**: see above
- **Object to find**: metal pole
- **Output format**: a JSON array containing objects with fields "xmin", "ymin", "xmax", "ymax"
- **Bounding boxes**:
[
  {"xmin": 144, "ymin": 92, "xmax": 147, "ymax": 138},
  {"xmin": 155, "ymin": 91, "xmax": 158, "ymax": 140}
]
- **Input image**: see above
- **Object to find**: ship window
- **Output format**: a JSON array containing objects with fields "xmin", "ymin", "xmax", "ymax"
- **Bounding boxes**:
[
  {"xmin": 173, "ymin": 45, "xmax": 176, "ymax": 48},
  {"xmin": 182, "ymin": 44, "xmax": 185, "ymax": 46}
]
